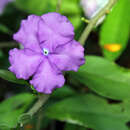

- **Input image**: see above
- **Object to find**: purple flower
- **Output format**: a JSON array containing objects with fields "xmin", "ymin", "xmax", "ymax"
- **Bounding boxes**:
[
  {"xmin": 81, "ymin": 0, "xmax": 109, "ymax": 18},
  {"xmin": 0, "ymin": 0, "xmax": 12, "ymax": 14},
  {"xmin": 81, "ymin": 0, "xmax": 97, "ymax": 18},
  {"xmin": 9, "ymin": 13, "xmax": 85, "ymax": 94}
]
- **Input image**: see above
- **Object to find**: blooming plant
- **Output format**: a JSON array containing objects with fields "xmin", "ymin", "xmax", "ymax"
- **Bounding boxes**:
[
  {"xmin": 81, "ymin": 0, "xmax": 109, "ymax": 18},
  {"xmin": 0, "ymin": 0, "xmax": 130, "ymax": 130},
  {"xmin": 9, "ymin": 13, "xmax": 85, "ymax": 94}
]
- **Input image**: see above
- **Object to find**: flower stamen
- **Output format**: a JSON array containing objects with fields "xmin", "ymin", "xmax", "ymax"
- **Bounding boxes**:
[{"xmin": 43, "ymin": 48, "xmax": 49, "ymax": 56}]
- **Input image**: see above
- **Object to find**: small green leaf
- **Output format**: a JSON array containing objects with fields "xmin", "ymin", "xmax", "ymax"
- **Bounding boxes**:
[
  {"xmin": 64, "ymin": 123, "xmax": 86, "ymax": 130},
  {"xmin": 56, "ymin": 0, "xmax": 81, "ymax": 14},
  {"xmin": 68, "ymin": 15, "xmax": 82, "ymax": 30},
  {"xmin": 52, "ymin": 85, "xmax": 77, "ymax": 99},
  {"xmin": 14, "ymin": 0, "xmax": 81, "ymax": 15},
  {"xmin": 14, "ymin": 0, "xmax": 82, "ymax": 30},
  {"xmin": 0, "ymin": 23, "xmax": 12, "ymax": 35},
  {"xmin": 100, "ymin": 0, "xmax": 130, "ymax": 61},
  {"xmin": 69, "ymin": 56, "xmax": 130, "ymax": 100},
  {"xmin": 0, "ymin": 69, "xmax": 29, "ymax": 85},
  {"xmin": 0, "ymin": 93, "xmax": 36, "ymax": 129},
  {"xmin": 18, "ymin": 113, "xmax": 32, "ymax": 125},
  {"xmin": 46, "ymin": 94, "xmax": 130, "ymax": 130},
  {"xmin": 15, "ymin": 0, "xmax": 50, "ymax": 15}
]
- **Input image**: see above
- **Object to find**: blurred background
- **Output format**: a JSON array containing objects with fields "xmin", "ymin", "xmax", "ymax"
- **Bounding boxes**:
[{"xmin": 0, "ymin": 0, "xmax": 130, "ymax": 130}]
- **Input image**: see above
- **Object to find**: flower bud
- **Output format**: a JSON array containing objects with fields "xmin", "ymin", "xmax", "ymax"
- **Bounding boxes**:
[
  {"xmin": 0, "ymin": 0, "xmax": 13, "ymax": 14},
  {"xmin": 81, "ymin": 0, "xmax": 109, "ymax": 18}
]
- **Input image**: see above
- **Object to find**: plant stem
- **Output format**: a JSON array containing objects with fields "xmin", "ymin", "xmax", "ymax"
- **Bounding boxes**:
[
  {"xmin": 79, "ymin": 0, "xmax": 118, "ymax": 45},
  {"xmin": 0, "ymin": 42, "xmax": 18, "ymax": 48},
  {"xmin": 56, "ymin": 0, "xmax": 62, "ymax": 12},
  {"xmin": 36, "ymin": 109, "xmax": 43, "ymax": 130},
  {"xmin": 28, "ymin": 94, "xmax": 50, "ymax": 116}
]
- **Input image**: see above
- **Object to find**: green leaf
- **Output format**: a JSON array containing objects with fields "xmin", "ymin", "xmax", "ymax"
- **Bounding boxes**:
[
  {"xmin": 68, "ymin": 15, "xmax": 82, "ymax": 30},
  {"xmin": 46, "ymin": 94, "xmax": 130, "ymax": 130},
  {"xmin": 14, "ymin": 0, "xmax": 82, "ymax": 30},
  {"xmin": 0, "ymin": 69, "xmax": 29, "ymax": 85},
  {"xmin": 52, "ymin": 85, "xmax": 77, "ymax": 99},
  {"xmin": 18, "ymin": 113, "xmax": 32, "ymax": 125},
  {"xmin": 56, "ymin": 0, "xmax": 81, "ymax": 14},
  {"xmin": 0, "ymin": 23, "xmax": 12, "ymax": 35},
  {"xmin": 69, "ymin": 56, "xmax": 130, "ymax": 100},
  {"xmin": 64, "ymin": 123, "xmax": 86, "ymax": 130},
  {"xmin": 0, "ymin": 93, "xmax": 36, "ymax": 129},
  {"xmin": 99, "ymin": 0, "xmax": 130, "ymax": 61},
  {"xmin": 14, "ymin": 0, "xmax": 50, "ymax": 15},
  {"xmin": 0, "ymin": 49, "xmax": 4, "ymax": 58},
  {"xmin": 14, "ymin": 0, "xmax": 81, "ymax": 15}
]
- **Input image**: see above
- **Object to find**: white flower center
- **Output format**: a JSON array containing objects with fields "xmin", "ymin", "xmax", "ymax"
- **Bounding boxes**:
[{"xmin": 43, "ymin": 48, "xmax": 49, "ymax": 56}]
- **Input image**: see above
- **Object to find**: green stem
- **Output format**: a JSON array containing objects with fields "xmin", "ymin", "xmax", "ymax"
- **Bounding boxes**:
[
  {"xmin": 21, "ymin": 0, "xmax": 117, "ymax": 126},
  {"xmin": 0, "ymin": 42, "xmax": 18, "ymax": 48},
  {"xmin": 56, "ymin": 0, "xmax": 62, "ymax": 12},
  {"xmin": 36, "ymin": 109, "xmax": 43, "ymax": 130},
  {"xmin": 28, "ymin": 94, "xmax": 50, "ymax": 116},
  {"xmin": 79, "ymin": 0, "xmax": 118, "ymax": 45}
]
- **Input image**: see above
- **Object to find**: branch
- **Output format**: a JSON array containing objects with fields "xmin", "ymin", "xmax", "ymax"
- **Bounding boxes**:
[
  {"xmin": 28, "ymin": 94, "xmax": 50, "ymax": 116},
  {"xmin": 56, "ymin": 0, "xmax": 62, "ymax": 12},
  {"xmin": 0, "ymin": 42, "xmax": 18, "ymax": 48},
  {"xmin": 79, "ymin": 0, "xmax": 118, "ymax": 45}
]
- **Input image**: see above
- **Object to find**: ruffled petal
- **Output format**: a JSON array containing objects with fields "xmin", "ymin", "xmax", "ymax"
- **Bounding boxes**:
[
  {"xmin": 9, "ymin": 48, "xmax": 43, "ymax": 80},
  {"xmin": 13, "ymin": 15, "xmax": 41, "ymax": 53},
  {"xmin": 30, "ymin": 58, "xmax": 65, "ymax": 94},
  {"xmin": 49, "ymin": 40, "xmax": 85, "ymax": 71},
  {"xmin": 42, "ymin": 12, "xmax": 74, "ymax": 37},
  {"xmin": 38, "ymin": 12, "xmax": 74, "ymax": 50}
]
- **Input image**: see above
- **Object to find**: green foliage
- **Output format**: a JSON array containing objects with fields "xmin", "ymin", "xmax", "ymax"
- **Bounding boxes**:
[
  {"xmin": 14, "ymin": 0, "xmax": 80, "ymax": 15},
  {"xmin": 14, "ymin": 0, "xmax": 82, "ymax": 29},
  {"xmin": 0, "ymin": 0, "xmax": 130, "ymax": 130},
  {"xmin": 100, "ymin": 0, "xmax": 130, "ymax": 61},
  {"xmin": 15, "ymin": 0, "xmax": 50, "ymax": 15},
  {"xmin": 57, "ymin": 0, "xmax": 81, "ymax": 14},
  {"xmin": 64, "ymin": 123, "xmax": 86, "ymax": 130},
  {"xmin": 0, "ymin": 69, "xmax": 29, "ymax": 85},
  {"xmin": 52, "ymin": 85, "xmax": 77, "ymax": 99},
  {"xmin": 46, "ymin": 94, "xmax": 130, "ymax": 130},
  {"xmin": 69, "ymin": 56, "xmax": 130, "ymax": 100},
  {"xmin": 18, "ymin": 113, "xmax": 32, "ymax": 126},
  {"xmin": 0, "ymin": 23, "xmax": 12, "ymax": 35},
  {"xmin": 0, "ymin": 93, "xmax": 36, "ymax": 129},
  {"xmin": 0, "ymin": 49, "xmax": 4, "ymax": 58}
]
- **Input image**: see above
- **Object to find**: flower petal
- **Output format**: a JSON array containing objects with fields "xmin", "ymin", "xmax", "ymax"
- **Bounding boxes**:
[
  {"xmin": 13, "ymin": 15, "xmax": 41, "ymax": 53},
  {"xmin": 42, "ymin": 12, "xmax": 74, "ymax": 37},
  {"xmin": 49, "ymin": 40, "xmax": 85, "ymax": 71},
  {"xmin": 9, "ymin": 48, "xmax": 42, "ymax": 80},
  {"xmin": 38, "ymin": 12, "xmax": 74, "ymax": 50},
  {"xmin": 0, "ymin": 0, "xmax": 12, "ymax": 14},
  {"xmin": 30, "ymin": 58, "xmax": 65, "ymax": 94}
]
